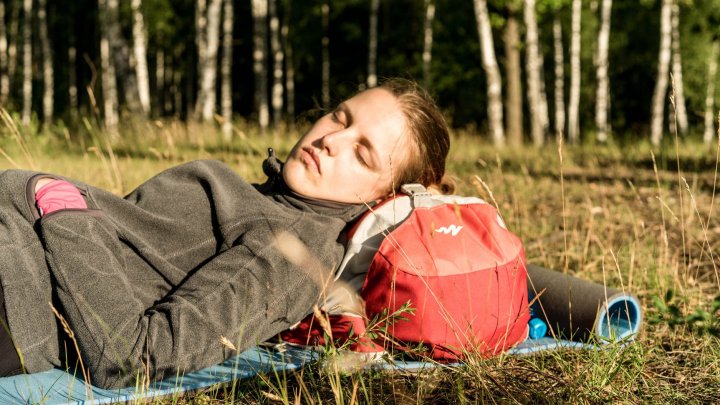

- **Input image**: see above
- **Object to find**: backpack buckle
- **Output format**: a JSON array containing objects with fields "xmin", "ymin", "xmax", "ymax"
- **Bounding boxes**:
[{"xmin": 400, "ymin": 184, "xmax": 433, "ymax": 207}]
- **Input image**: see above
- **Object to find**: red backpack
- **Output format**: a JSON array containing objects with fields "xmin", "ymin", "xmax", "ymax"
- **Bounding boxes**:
[{"xmin": 280, "ymin": 184, "xmax": 530, "ymax": 360}]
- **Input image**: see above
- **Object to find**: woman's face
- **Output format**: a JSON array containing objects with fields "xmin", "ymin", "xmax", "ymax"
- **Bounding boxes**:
[{"xmin": 283, "ymin": 88, "xmax": 411, "ymax": 204}]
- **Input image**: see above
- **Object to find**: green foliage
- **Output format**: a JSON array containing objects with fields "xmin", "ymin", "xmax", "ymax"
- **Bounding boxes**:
[
  {"xmin": 650, "ymin": 290, "xmax": 720, "ymax": 336},
  {"xmin": 6, "ymin": 0, "xmax": 720, "ymax": 156}
]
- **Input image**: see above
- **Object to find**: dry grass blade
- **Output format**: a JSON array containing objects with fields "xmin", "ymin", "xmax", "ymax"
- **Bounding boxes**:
[
  {"xmin": 220, "ymin": 335, "xmax": 238, "ymax": 352},
  {"xmin": 49, "ymin": 303, "xmax": 93, "ymax": 402},
  {"xmin": 313, "ymin": 305, "xmax": 333, "ymax": 341},
  {"xmin": 261, "ymin": 390, "xmax": 285, "ymax": 402},
  {"xmin": 0, "ymin": 108, "xmax": 36, "ymax": 169}
]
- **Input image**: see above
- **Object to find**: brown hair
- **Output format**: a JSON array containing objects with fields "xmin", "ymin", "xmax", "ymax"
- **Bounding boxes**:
[{"xmin": 378, "ymin": 78, "xmax": 455, "ymax": 195}]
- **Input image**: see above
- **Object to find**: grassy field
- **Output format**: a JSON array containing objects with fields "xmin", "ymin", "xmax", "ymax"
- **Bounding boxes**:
[{"xmin": 1, "ymin": 116, "xmax": 719, "ymax": 403}]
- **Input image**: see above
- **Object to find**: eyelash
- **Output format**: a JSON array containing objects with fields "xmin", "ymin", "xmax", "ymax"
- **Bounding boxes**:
[
  {"xmin": 355, "ymin": 147, "xmax": 369, "ymax": 167},
  {"xmin": 332, "ymin": 110, "xmax": 367, "ymax": 167},
  {"xmin": 331, "ymin": 110, "xmax": 342, "ymax": 124}
]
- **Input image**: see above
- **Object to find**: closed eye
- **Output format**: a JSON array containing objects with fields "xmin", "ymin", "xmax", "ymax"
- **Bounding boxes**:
[
  {"xmin": 331, "ymin": 109, "xmax": 346, "ymax": 126},
  {"xmin": 355, "ymin": 146, "xmax": 369, "ymax": 167}
]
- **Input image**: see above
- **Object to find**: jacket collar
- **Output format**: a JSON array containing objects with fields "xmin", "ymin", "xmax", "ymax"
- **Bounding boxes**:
[{"xmin": 255, "ymin": 148, "xmax": 370, "ymax": 223}]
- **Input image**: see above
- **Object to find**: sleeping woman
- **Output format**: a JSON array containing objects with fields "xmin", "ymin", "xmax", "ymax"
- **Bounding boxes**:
[{"xmin": 0, "ymin": 78, "xmax": 452, "ymax": 388}]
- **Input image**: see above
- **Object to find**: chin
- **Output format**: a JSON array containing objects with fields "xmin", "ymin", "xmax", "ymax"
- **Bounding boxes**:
[{"xmin": 282, "ymin": 165, "xmax": 313, "ymax": 197}]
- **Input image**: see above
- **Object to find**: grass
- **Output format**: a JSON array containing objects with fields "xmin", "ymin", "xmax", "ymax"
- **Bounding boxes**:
[{"xmin": 1, "ymin": 115, "xmax": 719, "ymax": 403}]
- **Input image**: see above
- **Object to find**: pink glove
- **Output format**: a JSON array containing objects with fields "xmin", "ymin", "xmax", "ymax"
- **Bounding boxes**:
[{"xmin": 35, "ymin": 180, "xmax": 88, "ymax": 216}]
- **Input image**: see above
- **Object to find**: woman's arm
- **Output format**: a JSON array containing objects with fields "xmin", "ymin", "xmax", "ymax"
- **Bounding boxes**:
[{"xmin": 38, "ymin": 208, "xmax": 338, "ymax": 389}]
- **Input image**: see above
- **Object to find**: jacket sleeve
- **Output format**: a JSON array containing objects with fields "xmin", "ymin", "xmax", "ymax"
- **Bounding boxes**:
[{"xmin": 38, "ymin": 209, "xmax": 339, "ymax": 389}]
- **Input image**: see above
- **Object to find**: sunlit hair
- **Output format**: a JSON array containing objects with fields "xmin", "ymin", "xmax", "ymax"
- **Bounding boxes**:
[{"xmin": 377, "ymin": 78, "xmax": 454, "ymax": 195}]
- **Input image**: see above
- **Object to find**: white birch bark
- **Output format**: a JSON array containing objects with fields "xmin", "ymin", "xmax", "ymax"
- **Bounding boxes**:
[
  {"xmin": 670, "ymin": 0, "xmax": 687, "ymax": 135},
  {"xmin": 651, "ymin": 0, "xmax": 672, "ymax": 147},
  {"xmin": 221, "ymin": 0, "xmax": 233, "ymax": 140},
  {"xmin": 473, "ymin": 0, "xmax": 505, "ymax": 146},
  {"xmin": 131, "ymin": 0, "xmax": 151, "ymax": 115},
  {"xmin": 68, "ymin": 47, "xmax": 77, "ymax": 111},
  {"xmin": 553, "ymin": 17, "xmax": 565, "ymax": 138},
  {"xmin": 107, "ymin": 0, "xmax": 140, "ymax": 114},
  {"xmin": 422, "ymin": 0, "xmax": 435, "ymax": 89},
  {"xmin": 282, "ymin": 11, "xmax": 295, "ymax": 132},
  {"xmin": 595, "ymin": 0, "xmax": 612, "ymax": 142},
  {"xmin": 38, "ymin": 0, "xmax": 53, "ymax": 121},
  {"xmin": 0, "ymin": 1, "xmax": 8, "ymax": 104},
  {"xmin": 321, "ymin": 2, "xmax": 330, "ymax": 108},
  {"xmin": 198, "ymin": 0, "xmax": 221, "ymax": 121},
  {"xmin": 524, "ymin": 0, "xmax": 544, "ymax": 146},
  {"xmin": 99, "ymin": 0, "xmax": 119, "ymax": 137},
  {"xmin": 196, "ymin": 0, "xmax": 207, "ymax": 82},
  {"xmin": 568, "ymin": 0, "xmax": 581, "ymax": 143},
  {"xmin": 367, "ymin": 0, "xmax": 379, "ymax": 88},
  {"xmin": 21, "ymin": 0, "xmax": 32, "ymax": 124},
  {"xmin": 269, "ymin": 0, "xmax": 284, "ymax": 127},
  {"xmin": 252, "ymin": 0, "xmax": 269, "ymax": 130},
  {"xmin": 504, "ymin": 5, "xmax": 522, "ymax": 146},
  {"xmin": 194, "ymin": 0, "xmax": 207, "ymax": 114},
  {"xmin": 704, "ymin": 41, "xmax": 718, "ymax": 146},
  {"xmin": 8, "ymin": 3, "xmax": 18, "ymax": 92}
]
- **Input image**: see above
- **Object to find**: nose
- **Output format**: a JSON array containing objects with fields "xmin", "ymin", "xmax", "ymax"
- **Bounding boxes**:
[{"xmin": 318, "ymin": 130, "xmax": 350, "ymax": 156}]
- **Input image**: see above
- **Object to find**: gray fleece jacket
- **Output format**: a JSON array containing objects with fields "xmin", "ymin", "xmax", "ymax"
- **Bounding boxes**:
[{"xmin": 0, "ymin": 159, "xmax": 366, "ymax": 389}]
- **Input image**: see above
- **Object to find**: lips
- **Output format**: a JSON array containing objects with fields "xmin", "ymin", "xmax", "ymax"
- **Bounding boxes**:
[{"xmin": 301, "ymin": 147, "xmax": 321, "ymax": 174}]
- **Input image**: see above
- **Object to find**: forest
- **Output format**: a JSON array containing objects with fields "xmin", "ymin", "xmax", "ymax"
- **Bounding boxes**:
[{"xmin": 0, "ymin": 0, "xmax": 718, "ymax": 146}]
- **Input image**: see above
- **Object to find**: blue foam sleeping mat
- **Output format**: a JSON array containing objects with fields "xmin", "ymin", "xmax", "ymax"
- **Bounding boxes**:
[{"xmin": 0, "ymin": 292, "xmax": 642, "ymax": 405}]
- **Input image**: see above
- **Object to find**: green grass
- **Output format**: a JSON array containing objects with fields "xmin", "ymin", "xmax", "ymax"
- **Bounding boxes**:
[{"xmin": 1, "ymin": 118, "xmax": 719, "ymax": 403}]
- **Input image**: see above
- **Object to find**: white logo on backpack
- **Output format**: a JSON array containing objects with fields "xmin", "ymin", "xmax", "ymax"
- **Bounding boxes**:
[{"xmin": 434, "ymin": 224, "xmax": 463, "ymax": 236}]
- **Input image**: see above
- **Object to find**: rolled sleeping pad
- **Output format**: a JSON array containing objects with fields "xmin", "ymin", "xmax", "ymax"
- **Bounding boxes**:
[{"xmin": 526, "ymin": 264, "xmax": 642, "ymax": 343}]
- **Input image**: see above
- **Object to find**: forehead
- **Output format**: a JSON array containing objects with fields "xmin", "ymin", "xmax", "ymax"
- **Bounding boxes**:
[{"xmin": 344, "ymin": 88, "xmax": 410, "ymax": 162}]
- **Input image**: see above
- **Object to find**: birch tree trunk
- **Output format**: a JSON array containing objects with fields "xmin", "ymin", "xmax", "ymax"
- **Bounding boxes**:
[
  {"xmin": 21, "ymin": 0, "xmax": 32, "ymax": 124},
  {"xmin": 99, "ymin": 0, "xmax": 119, "ymax": 137},
  {"xmin": 670, "ymin": 0, "xmax": 687, "ymax": 135},
  {"xmin": 703, "ymin": 41, "xmax": 718, "ymax": 146},
  {"xmin": 0, "ymin": 1, "xmax": 8, "ymax": 104},
  {"xmin": 198, "ymin": 0, "xmax": 221, "ymax": 121},
  {"xmin": 252, "ymin": 0, "xmax": 269, "ymax": 130},
  {"xmin": 108, "ymin": 0, "xmax": 140, "ymax": 114},
  {"xmin": 8, "ymin": 5, "xmax": 22, "ymax": 87},
  {"xmin": 8, "ymin": 3, "xmax": 18, "ymax": 95},
  {"xmin": 195, "ymin": 0, "xmax": 207, "ymax": 112},
  {"xmin": 321, "ymin": 2, "xmax": 330, "ymax": 108},
  {"xmin": 568, "ymin": 0, "xmax": 581, "ymax": 143},
  {"xmin": 553, "ymin": 17, "xmax": 565, "ymax": 139},
  {"xmin": 282, "ymin": 2, "xmax": 295, "ymax": 132},
  {"xmin": 159, "ymin": 51, "xmax": 172, "ymax": 115},
  {"xmin": 595, "ymin": 0, "xmax": 612, "ymax": 142},
  {"xmin": 155, "ymin": 49, "xmax": 164, "ymax": 115},
  {"xmin": 269, "ymin": 0, "xmax": 284, "ymax": 128},
  {"xmin": 221, "ymin": 0, "xmax": 233, "ymax": 140},
  {"xmin": 0, "ymin": 2, "xmax": 10, "ymax": 106},
  {"xmin": 651, "ymin": 0, "xmax": 672, "ymax": 147},
  {"xmin": 367, "ymin": 0, "xmax": 379, "ymax": 88},
  {"xmin": 68, "ymin": 47, "xmax": 77, "ymax": 112},
  {"xmin": 504, "ymin": 3, "xmax": 522, "ymax": 146},
  {"xmin": 538, "ymin": 44, "xmax": 550, "ymax": 135},
  {"xmin": 524, "ymin": 0, "xmax": 544, "ymax": 146},
  {"xmin": 422, "ymin": 0, "xmax": 435, "ymax": 89},
  {"xmin": 472, "ymin": 0, "xmax": 505, "ymax": 146},
  {"xmin": 131, "ymin": 0, "xmax": 151, "ymax": 115},
  {"xmin": 38, "ymin": 0, "xmax": 53, "ymax": 121}
]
